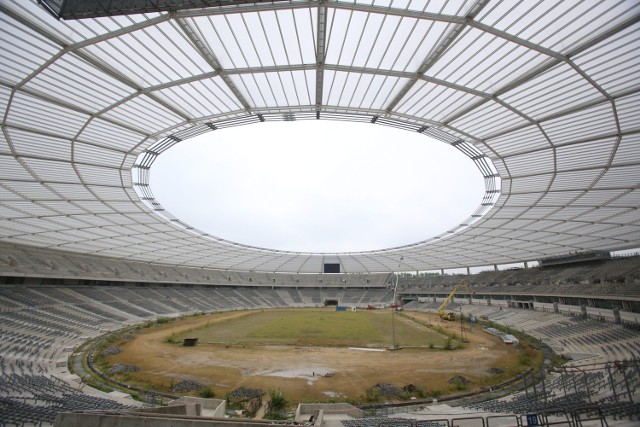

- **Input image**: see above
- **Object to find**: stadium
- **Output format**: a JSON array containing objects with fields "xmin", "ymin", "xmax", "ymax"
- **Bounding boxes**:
[{"xmin": 0, "ymin": 0, "xmax": 639, "ymax": 425}]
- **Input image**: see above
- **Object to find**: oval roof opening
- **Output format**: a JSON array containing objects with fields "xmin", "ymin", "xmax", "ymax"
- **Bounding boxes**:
[{"xmin": 150, "ymin": 120, "xmax": 485, "ymax": 253}]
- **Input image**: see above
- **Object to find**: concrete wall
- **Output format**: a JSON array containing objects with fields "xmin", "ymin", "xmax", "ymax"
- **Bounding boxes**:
[
  {"xmin": 131, "ymin": 403, "xmax": 200, "ymax": 416},
  {"xmin": 296, "ymin": 402, "xmax": 363, "ymax": 419},
  {"xmin": 55, "ymin": 412, "xmax": 289, "ymax": 427},
  {"xmin": 170, "ymin": 397, "xmax": 226, "ymax": 418}
]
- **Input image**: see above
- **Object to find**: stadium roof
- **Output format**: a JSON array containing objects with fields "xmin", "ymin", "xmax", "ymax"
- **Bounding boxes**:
[{"xmin": 1, "ymin": 0, "xmax": 639, "ymax": 274}]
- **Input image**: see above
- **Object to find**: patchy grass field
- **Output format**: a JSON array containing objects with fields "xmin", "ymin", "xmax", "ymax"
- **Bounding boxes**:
[
  {"xmin": 106, "ymin": 308, "xmax": 538, "ymax": 408},
  {"xmin": 174, "ymin": 308, "xmax": 446, "ymax": 348}
]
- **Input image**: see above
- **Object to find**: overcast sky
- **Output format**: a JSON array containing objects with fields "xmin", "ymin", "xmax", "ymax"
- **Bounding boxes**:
[{"xmin": 151, "ymin": 120, "xmax": 485, "ymax": 253}]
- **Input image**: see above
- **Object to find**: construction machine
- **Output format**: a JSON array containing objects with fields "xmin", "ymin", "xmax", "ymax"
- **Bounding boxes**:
[{"xmin": 437, "ymin": 279, "xmax": 471, "ymax": 321}]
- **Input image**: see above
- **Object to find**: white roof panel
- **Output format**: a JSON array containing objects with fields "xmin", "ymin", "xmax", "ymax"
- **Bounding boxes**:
[
  {"xmin": 485, "ymin": 125, "xmax": 550, "ymax": 157},
  {"xmin": 607, "ymin": 189, "xmax": 640, "ymax": 208},
  {"xmin": 510, "ymin": 174, "xmax": 553, "ymax": 194},
  {"xmin": 155, "ymin": 77, "xmax": 245, "ymax": 118},
  {"xmin": 503, "ymin": 150, "xmax": 555, "ymax": 176},
  {"xmin": 0, "ymin": 86, "xmax": 11, "ymax": 127},
  {"xmin": 556, "ymin": 138, "xmax": 617, "ymax": 172},
  {"xmin": 86, "ymin": 185, "xmax": 132, "ymax": 201},
  {"xmin": 21, "ymin": 158, "xmax": 78, "ymax": 183},
  {"xmin": 5, "ymin": 200, "xmax": 58, "ymax": 217},
  {"xmin": 576, "ymin": 189, "xmax": 628, "ymax": 207},
  {"xmin": 615, "ymin": 92, "xmax": 640, "ymax": 132},
  {"xmin": 46, "ymin": 183, "xmax": 94, "ymax": 200},
  {"xmin": 74, "ymin": 143, "xmax": 127, "ymax": 168},
  {"xmin": 550, "ymin": 169, "xmax": 605, "ymax": 192},
  {"xmin": 397, "ymin": 80, "xmax": 483, "ymax": 123},
  {"xmin": 0, "ymin": 204, "xmax": 27, "ymax": 220},
  {"xmin": 24, "ymin": 52, "xmax": 136, "ymax": 113},
  {"xmin": 612, "ymin": 133, "xmax": 640, "ymax": 166},
  {"xmin": 9, "ymin": 128, "xmax": 71, "ymax": 161},
  {"xmin": 7, "ymin": 92, "xmax": 91, "ymax": 140},
  {"xmin": 85, "ymin": 24, "xmax": 210, "ymax": 88},
  {"xmin": 0, "ymin": 0, "xmax": 637, "ymax": 273},
  {"xmin": 77, "ymin": 118, "xmax": 147, "ymax": 153},
  {"xmin": 594, "ymin": 165, "xmax": 640, "ymax": 190},
  {"xmin": 3, "ymin": 181, "xmax": 56, "ymax": 201},
  {"xmin": 0, "ymin": 155, "xmax": 34, "ymax": 181},
  {"xmin": 101, "ymin": 94, "xmax": 185, "ymax": 135},
  {"xmin": 0, "ymin": 9, "xmax": 61, "ymax": 85},
  {"xmin": 38, "ymin": 200, "xmax": 87, "ymax": 215},
  {"xmin": 74, "ymin": 164, "xmax": 124, "ymax": 187},
  {"xmin": 542, "ymin": 102, "xmax": 618, "ymax": 146},
  {"xmin": 324, "ymin": 71, "xmax": 407, "ymax": 109},
  {"xmin": 607, "ymin": 209, "xmax": 640, "ymax": 226},
  {"xmin": 0, "ymin": 186, "xmax": 23, "ymax": 201},
  {"xmin": 575, "ymin": 207, "xmax": 630, "ymax": 223},
  {"xmin": 573, "ymin": 21, "xmax": 640, "ymax": 96},
  {"xmin": 450, "ymin": 100, "xmax": 528, "ymax": 140},
  {"xmin": 500, "ymin": 63, "xmax": 603, "ymax": 121},
  {"xmin": 485, "ymin": 0, "xmax": 638, "ymax": 53},
  {"xmin": 429, "ymin": 27, "xmax": 547, "ymax": 93}
]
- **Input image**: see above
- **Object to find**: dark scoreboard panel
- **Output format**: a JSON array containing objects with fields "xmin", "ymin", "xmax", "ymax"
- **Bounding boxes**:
[{"xmin": 323, "ymin": 263, "xmax": 340, "ymax": 274}]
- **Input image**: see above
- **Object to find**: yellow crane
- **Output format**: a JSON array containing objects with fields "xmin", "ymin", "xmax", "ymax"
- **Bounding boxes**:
[{"xmin": 437, "ymin": 279, "xmax": 471, "ymax": 321}]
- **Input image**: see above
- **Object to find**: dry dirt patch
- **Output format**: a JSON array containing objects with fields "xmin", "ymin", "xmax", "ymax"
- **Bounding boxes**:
[{"xmin": 109, "ymin": 310, "xmax": 528, "ymax": 404}]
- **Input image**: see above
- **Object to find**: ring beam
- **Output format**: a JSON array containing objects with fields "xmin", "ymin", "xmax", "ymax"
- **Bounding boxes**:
[{"xmin": 134, "ymin": 116, "xmax": 500, "ymax": 254}]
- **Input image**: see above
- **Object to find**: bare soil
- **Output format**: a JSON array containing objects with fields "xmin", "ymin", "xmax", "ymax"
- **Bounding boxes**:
[{"xmin": 109, "ymin": 310, "xmax": 527, "ymax": 405}]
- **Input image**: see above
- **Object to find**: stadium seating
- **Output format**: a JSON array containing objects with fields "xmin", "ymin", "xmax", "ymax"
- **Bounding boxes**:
[
  {"xmin": 1, "ymin": 247, "xmax": 640, "ymax": 425},
  {"xmin": 0, "ymin": 373, "xmax": 135, "ymax": 425},
  {"xmin": 465, "ymin": 359, "xmax": 640, "ymax": 421}
]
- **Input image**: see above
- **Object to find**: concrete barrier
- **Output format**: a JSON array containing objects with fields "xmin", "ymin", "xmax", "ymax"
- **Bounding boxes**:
[
  {"xmin": 169, "ymin": 396, "xmax": 226, "ymax": 418},
  {"xmin": 131, "ymin": 403, "xmax": 200, "ymax": 416},
  {"xmin": 55, "ymin": 412, "xmax": 295, "ymax": 427}
]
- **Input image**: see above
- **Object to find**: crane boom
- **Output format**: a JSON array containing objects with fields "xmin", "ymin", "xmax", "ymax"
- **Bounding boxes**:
[{"xmin": 437, "ymin": 279, "xmax": 468, "ymax": 321}]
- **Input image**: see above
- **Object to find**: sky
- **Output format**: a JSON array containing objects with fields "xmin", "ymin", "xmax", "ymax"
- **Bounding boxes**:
[{"xmin": 151, "ymin": 120, "xmax": 485, "ymax": 253}]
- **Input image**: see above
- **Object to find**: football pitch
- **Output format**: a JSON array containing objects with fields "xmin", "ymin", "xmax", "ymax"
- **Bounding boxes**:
[
  {"xmin": 174, "ymin": 308, "xmax": 446, "ymax": 347},
  {"xmin": 107, "ymin": 308, "xmax": 534, "ymax": 406}
]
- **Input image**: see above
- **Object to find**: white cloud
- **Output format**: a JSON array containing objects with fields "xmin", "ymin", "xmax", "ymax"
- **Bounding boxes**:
[{"xmin": 151, "ymin": 120, "xmax": 485, "ymax": 252}]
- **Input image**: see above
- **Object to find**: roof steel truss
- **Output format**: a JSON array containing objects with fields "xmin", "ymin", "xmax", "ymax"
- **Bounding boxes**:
[{"xmin": 0, "ymin": 0, "xmax": 638, "ymax": 273}]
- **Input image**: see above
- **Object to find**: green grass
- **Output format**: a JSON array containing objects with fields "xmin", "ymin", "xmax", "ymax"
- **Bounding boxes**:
[{"xmin": 175, "ymin": 309, "xmax": 445, "ymax": 348}]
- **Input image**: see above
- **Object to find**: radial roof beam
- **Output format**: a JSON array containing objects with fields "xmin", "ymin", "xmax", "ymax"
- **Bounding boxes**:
[
  {"xmin": 1, "ymin": 2, "xmax": 191, "ymax": 130},
  {"xmin": 0, "ymin": 0, "xmax": 637, "ymax": 272},
  {"xmin": 384, "ymin": 0, "xmax": 490, "ymax": 115},
  {"xmin": 315, "ymin": 0, "xmax": 328, "ymax": 117},
  {"xmin": 175, "ymin": 18, "xmax": 252, "ymax": 113},
  {"xmin": 330, "ymin": 1, "xmax": 461, "ymax": 23}
]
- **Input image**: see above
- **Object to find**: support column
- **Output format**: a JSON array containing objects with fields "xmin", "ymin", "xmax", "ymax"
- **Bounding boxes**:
[
  {"xmin": 622, "ymin": 363, "xmax": 633, "ymax": 402},
  {"xmin": 613, "ymin": 308, "xmax": 621, "ymax": 324},
  {"xmin": 607, "ymin": 364, "xmax": 618, "ymax": 402}
]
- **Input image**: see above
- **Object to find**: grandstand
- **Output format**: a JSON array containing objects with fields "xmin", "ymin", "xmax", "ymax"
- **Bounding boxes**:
[
  {"xmin": 398, "ymin": 255, "xmax": 640, "ymax": 320},
  {"xmin": 1, "ymin": 0, "xmax": 640, "ymax": 425},
  {"xmin": 1, "ymin": 252, "xmax": 639, "ymax": 425}
]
